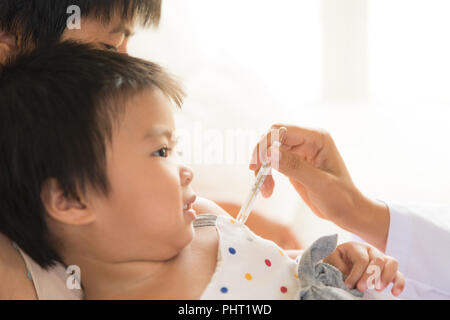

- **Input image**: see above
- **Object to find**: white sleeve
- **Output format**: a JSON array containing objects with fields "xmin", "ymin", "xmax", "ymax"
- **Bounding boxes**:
[
  {"xmin": 385, "ymin": 202, "xmax": 450, "ymax": 299},
  {"xmin": 352, "ymin": 202, "xmax": 450, "ymax": 299}
]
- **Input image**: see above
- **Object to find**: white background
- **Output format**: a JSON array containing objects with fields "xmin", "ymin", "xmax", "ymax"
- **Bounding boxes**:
[{"xmin": 129, "ymin": 0, "xmax": 450, "ymax": 246}]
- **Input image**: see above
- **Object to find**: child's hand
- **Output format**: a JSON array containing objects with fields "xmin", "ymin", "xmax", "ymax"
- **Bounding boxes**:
[{"xmin": 323, "ymin": 241, "xmax": 405, "ymax": 297}]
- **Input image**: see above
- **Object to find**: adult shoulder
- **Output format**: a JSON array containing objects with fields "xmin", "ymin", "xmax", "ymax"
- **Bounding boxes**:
[{"xmin": 0, "ymin": 233, "xmax": 37, "ymax": 299}]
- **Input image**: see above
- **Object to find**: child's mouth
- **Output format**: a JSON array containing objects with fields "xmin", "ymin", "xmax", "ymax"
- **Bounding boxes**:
[
  {"xmin": 183, "ymin": 205, "xmax": 197, "ymax": 220},
  {"xmin": 183, "ymin": 195, "xmax": 197, "ymax": 220}
]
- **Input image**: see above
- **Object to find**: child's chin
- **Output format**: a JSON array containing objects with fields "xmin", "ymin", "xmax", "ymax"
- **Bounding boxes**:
[{"xmin": 176, "ymin": 227, "xmax": 195, "ymax": 252}]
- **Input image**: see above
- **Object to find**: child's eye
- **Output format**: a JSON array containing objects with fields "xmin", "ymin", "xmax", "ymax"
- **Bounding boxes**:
[{"xmin": 152, "ymin": 147, "xmax": 172, "ymax": 158}]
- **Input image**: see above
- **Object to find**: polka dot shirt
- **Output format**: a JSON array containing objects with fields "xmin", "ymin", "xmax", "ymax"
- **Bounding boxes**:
[{"xmin": 199, "ymin": 215, "xmax": 301, "ymax": 300}]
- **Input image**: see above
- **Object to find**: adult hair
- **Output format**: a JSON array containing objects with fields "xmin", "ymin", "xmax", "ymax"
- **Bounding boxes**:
[
  {"xmin": 0, "ymin": 41, "xmax": 184, "ymax": 268},
  {"xmin": 0, "ymin": 0, "xmax": 161, "ymax": 48}
]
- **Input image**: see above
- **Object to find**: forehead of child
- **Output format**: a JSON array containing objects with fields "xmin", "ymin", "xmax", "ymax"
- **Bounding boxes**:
[{"xmin": 110, "ymin": 88, "xmax": 177, "ymax": 149}]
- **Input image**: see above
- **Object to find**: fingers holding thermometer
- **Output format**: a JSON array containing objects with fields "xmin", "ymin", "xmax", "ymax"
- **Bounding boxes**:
[
  {"xmin": 249, "ymin": 126, "xmax": 287, "ymax": 197},
  {"xmin": 249, "ymin": 124, "xmax": 335, "ymax": 198},
  {"xmin": 236, "ymin": 128, "xmax": 287, "ymax": 224}
]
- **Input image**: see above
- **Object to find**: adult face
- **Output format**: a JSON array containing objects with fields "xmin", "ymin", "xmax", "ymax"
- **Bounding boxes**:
[
  {"xmin": 61, "ymin": 14, "xmax": 135, "ymax": 54},
  {"xmin": 0, "ymin": 13, "xmax": 135, "ymax": 63}
]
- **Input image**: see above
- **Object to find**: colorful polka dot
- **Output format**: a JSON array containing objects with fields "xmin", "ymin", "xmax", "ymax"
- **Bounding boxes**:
[
  {"xmin": 228, "ymin": 247, "xmax": 236, "ymax": 255},
  {"xmin": 278, "ymin": 249, "xmax": 285, "ymax": 256},
  {"xmin": 220, "ymin": 287, "xmax": 228, "ymax": 293},
  {"xmin": 230, "ymin": 218, "xmax": 236, "ymax": 224},
  {"xmin": 264, "ymin": 259, "xmax": 271, "ymax": 267},
  {"xmin": 280, "ymin": 286, "xmax": 288, "ymax": 293},
  {"xmin": 245, "ymin": 273, "xmax": 253, "ymax": 280},
  {"xmin": 294, "ymin": 273, "xmax": 299, "ymax": 279}
]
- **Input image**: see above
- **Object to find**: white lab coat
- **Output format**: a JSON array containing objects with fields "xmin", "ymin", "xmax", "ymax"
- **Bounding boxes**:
[{"xmin": 356, "ymin": 202, "xmax": 450, "ymax": 299}]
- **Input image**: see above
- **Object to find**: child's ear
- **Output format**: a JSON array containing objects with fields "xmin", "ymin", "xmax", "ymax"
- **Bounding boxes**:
[{"xmin": 41, "ymin": 178, "xmax": 96, "ymax": 225}]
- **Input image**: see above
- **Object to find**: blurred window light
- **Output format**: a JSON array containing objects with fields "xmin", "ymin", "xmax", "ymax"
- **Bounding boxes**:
[
  {"xmin": 129, "ymin": 0, "xmax": 323, "ymax": 110},
  {"xmin": 368, "ymin": 0, "xmax": 450, "ymax": 104}
]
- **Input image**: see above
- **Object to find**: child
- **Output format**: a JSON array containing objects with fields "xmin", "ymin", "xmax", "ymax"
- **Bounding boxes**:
[{"xmin": 0, "ymin": 42, "xmax": 404, "ymax": 299}]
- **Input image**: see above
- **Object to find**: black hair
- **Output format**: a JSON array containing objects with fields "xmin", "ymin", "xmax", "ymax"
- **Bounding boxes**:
[
  {"xmin": 0, "ymin": 0, "xmax": 161, "ymax": 48},
  {"xmin": 0, "ymin": 41, "xmax": 184, "ymax": 268}
]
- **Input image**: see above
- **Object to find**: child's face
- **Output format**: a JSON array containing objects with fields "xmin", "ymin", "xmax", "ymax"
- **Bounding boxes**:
[{"xmin": 86, "ymin": 89, "xmax": 196, "ymax": 262}]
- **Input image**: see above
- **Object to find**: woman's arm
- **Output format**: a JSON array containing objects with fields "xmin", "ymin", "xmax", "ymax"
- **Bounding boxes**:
[{"xmin": 249, "ymin": 125, "xmax": 389, "ymax": 251}]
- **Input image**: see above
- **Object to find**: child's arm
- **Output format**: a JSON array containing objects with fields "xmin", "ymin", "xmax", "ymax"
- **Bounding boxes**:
[
  {"xmin": 286, "ymin": 249, "xmax": 304, "ymax": 260},
  {"xmin": 193, "ymin": 197, "xmax": 302, "ymax": 250},
  {"xmin": 216, "ymin": 201, "xmax": 302, "ymax": 250},
  {"xmin": 192, "ymin": 197, "xmax": 232, "ymax": 217}
]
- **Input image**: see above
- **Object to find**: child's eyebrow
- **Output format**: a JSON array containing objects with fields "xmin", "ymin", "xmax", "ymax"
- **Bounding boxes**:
[{"xmin": 143, "ymin": 127, "xmax": 176, "ymax": 141}]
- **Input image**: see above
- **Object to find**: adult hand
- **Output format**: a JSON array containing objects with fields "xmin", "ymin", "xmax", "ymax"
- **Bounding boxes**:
[{"xmin": 249, "ymin": 124, "xmax": 390, "ymax": 252}]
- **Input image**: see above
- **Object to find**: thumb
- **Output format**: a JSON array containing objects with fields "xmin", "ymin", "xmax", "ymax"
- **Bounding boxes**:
[{"xmin": 268, "ymin": 145, "xmax": 330, "ymax": 189}]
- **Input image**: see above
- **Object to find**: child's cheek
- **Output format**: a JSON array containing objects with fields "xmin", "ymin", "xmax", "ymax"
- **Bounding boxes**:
[{"xmin": 149, "ymin": 161, "xmax": 183, "ymax": 202}]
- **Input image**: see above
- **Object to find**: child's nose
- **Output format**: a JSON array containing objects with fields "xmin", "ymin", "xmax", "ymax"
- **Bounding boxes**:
[{"xmin": 180, "ymin": 166, "xmax": 194, "ymax": 187}]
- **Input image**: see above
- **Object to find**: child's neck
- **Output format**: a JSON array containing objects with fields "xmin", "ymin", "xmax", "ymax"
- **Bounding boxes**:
[{"xmin": 67, "ymin": 243, "xmax": 194, "ymax": 299}]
